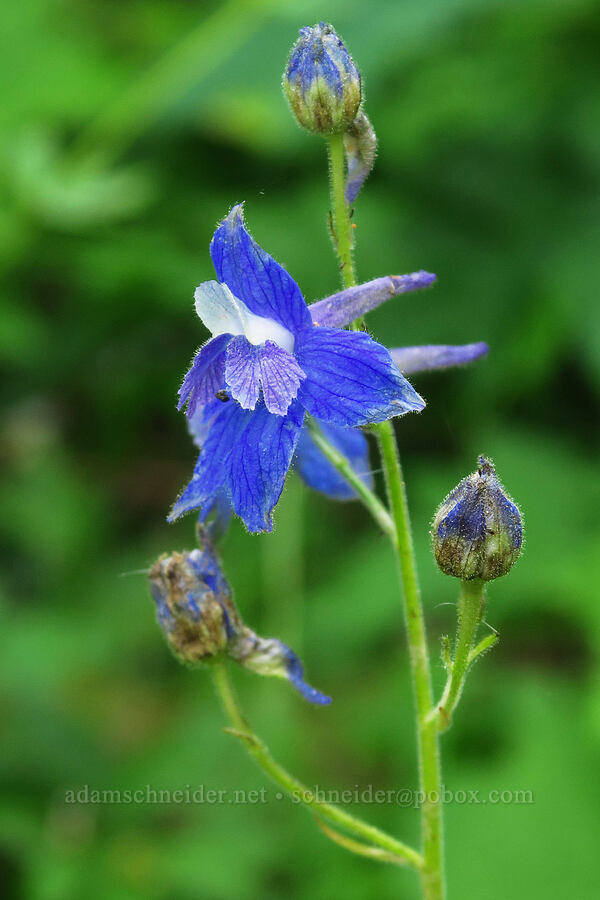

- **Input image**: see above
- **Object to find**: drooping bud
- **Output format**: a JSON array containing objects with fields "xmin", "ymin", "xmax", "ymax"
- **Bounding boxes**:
[
  {"xmin": 283, "ymin": 23, "xmax": 361, "ymax": 134},
  {"xmin": 431, "ymin": 457, "xmax": 522, "ymax": 581},
  {"xmin": 149, "ymin": 538, "xmax": 330, "ymax": 704}
]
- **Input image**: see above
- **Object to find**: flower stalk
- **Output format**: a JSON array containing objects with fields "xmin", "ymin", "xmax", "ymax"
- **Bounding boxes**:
[
  {"xmin": 434, "ymin": 579, "xmax": 486, "ymax": 732},
  {"xmin": 211, "ymin": 663, "xmax": 423, "ymax": 869},
  {"xmin": 305, "ymin": 418, "xmax": 395, "ymax": 539},
  {"xmin": 375, "ymin": 421, "xmax": 444, "ymax": 900},
  {"xmin": 327, "ymin": 133, "xmax": 356, "ymax": 292},
  {"xmin": 326, "ymin": 124, "xmax": 445, "ymax": 900}
]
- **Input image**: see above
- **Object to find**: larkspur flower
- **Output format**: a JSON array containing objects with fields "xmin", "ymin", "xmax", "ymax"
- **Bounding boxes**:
[
  {"xmin": 177, "ymin": 263, "xmax": 488, "ymax": 525},
  {"xmin": 169, "ymin": 205, "xmax": 425, "ymax": 532},
  {"xmin": 149, "ymin": 538, "xmax": 330, "ymax": 704}
]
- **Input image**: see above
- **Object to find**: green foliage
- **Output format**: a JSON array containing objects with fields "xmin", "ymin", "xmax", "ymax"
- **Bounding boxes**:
[{"xmin": 1, "ymin": 1, "xmax": 599, "ymax": 897}]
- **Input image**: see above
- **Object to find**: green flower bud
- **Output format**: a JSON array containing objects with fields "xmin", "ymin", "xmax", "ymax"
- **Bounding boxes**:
[
  {"xmin": 283, "ymin": 23, "xmax": 362, "ymax": 134},
  {"xmin": 431, "ymin": 457, "xmax": 523, "ymax": 581}
]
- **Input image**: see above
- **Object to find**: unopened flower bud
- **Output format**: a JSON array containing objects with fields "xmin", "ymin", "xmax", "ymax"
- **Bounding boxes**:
[
  {"xmin": 431, "ymin": 457, "xmax": 522, "ymax": 581},
  {"xmin": 149, "ymin": 539, "xmax": 330, "ymax": 704},
  {"xmin": 283, "ymin": 23, "xmax": 361, "ymax": 134}
]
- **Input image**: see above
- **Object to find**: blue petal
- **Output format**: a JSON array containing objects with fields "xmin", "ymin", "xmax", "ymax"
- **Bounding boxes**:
[
  {"xmin": 294, "ymin": 421, "xmax": 373, "ymax": 500},
  {"xmin": 295, "ymin": 327, "xmax": 425, "ymax": 426},
  {"xmin": 169, "ymin": 399, "xmax": 304, "ymax": 533},
  {"xmin": 228, "ymin": 400, "xmax": 304, "ymax": 532},
  {"xmin": 178, "ymin": 334, "xmax": 230, "ymax": 418},
  {"xmin": 225, "ymin": 336, "xmax": 306, "ymax": 415},
  {"xmin": 390, "ymin": 342, "xmax": 489, "ymax": 375},
  {"xmin": 169, "ymin": 400, "xmax": 241, "ymax": 521},
  {"xmin": 210, "ymin": 205, "xmax": 312, "ymax": 336},
  {"xmin": 309, "ymin": 272, "xmax": 436, "ymax": 328},
  {"xmin": 197, "ymin": 489, "xmax": 232, "ymax": 540}
]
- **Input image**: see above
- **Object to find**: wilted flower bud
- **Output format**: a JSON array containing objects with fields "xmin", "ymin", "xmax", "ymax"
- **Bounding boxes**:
[
  {"xmin": 149, "ymin": 539, "xmax": 330, "ymax": 704},
  {"xmin": 431, "ymin": 457, "xmax": 522, "ymax": 581},
  {"xmin": 149, "ymin": 545, "xmax": 239, "ymax": 665},
  {"xmin": 283, "ymin": 23, "xmax": 361, "ymax": 134}
]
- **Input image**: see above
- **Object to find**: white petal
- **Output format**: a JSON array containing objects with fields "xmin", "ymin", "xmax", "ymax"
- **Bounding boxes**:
[
  {"xmin": 194, "ymin": 281, "xmax": 295, "ymax": 353},
  {"xmin": 194, "ymin": 281, "xmax": 244, "ymax": 336}
]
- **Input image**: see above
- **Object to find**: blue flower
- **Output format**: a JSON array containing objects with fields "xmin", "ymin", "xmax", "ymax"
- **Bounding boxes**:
[
  {"xmin": 150, "ymin": 542, "xmax": 330, "ymax": 704},
  {"xmin": 170, "ymin": 205, "xmax": 424, "ymax": 532}
]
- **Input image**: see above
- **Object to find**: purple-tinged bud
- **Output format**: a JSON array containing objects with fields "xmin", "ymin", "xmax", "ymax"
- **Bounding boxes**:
[
  {"xmin": 431, "ymin": 457, "xmax": 523, "ymax": 582},
  {"xmin": 283, "ymin": 23, "xmax": 361, "ymax": 134},
  {"xmin": 149, "ymin": 539, "xmax": 330, "ymax": 704},
  {"xmin": 344, "ymin": 111, "xmax": 377, "ymax": 203}
]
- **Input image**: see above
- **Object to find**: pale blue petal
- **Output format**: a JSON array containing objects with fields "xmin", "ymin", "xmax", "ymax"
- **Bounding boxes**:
[
  {"xmin": 295, "ymin": 327, "xmax": 425, "ymax": 426},
  {"xmin": 210, "ymin": 204, "xmax": 312, "ymax": 336},
  {"xmin": 294, "ymin": 422, "xmax": 373, "ymax": 500},
  {"xmin": 390, "ymin": 342, "xmax": 489, "ymax": 375}
]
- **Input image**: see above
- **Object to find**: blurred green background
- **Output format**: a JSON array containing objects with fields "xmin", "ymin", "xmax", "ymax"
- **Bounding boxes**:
[{"xmin": 2, "ymin": 1, "xmax": 600, "ymax": 898}]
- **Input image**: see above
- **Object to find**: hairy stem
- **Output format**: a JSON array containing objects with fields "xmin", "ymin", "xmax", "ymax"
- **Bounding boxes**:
[
  {"xmin": 327, "ymin": 131, "xmax": 363, "ymax": 330},
  {"xmin": 326, "ymin": 134, "xmax": 445, "ymax": 898},
  {"xmin": 211, "ymin": 664, "xmax": 422, "ymax": 868},
  {"xmin": 305, "ymin": 419, "xmax": 394, "ymax": 540},
  {"xmin": 376, "ymin": 421, "xmax": 444, "ymax": 900},
  {"xmin": 435, "ymin": 580, "xmax": 485, "ymax": 732}
]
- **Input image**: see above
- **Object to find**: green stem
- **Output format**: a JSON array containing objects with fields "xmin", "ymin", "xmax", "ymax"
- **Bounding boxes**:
[
  {"xmin": 211, "ymin": 664, "xmax": 422, "ymax": 869},
  {"xmin": 435, "ymin": 580, "xmax": 485, "ymax": 732},
  {"xmin": 468, "ymin": 632, "xmax": 498, "ymax": 666},
  {"xmin": 326, "ymin": 136, "xmax": 444, "ymax": 897},
  {"xmin": 376, "ymin": 420, "xmax": 444, "ymax": 900},
  {"xmin": 326, "ymin": 133, "xmax": 357, "ymax": 292},
  {"xmin": 305, "ymin": 419, "xmax": 394, "ymax": 540}
]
